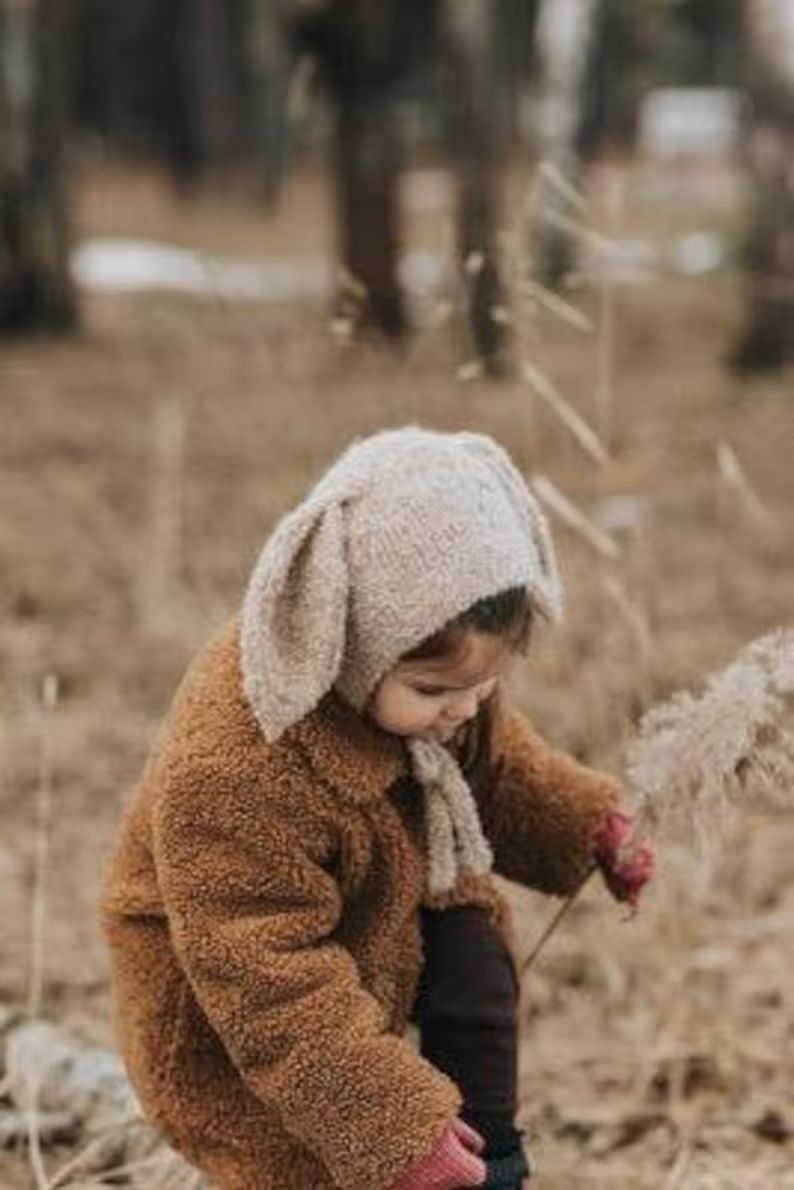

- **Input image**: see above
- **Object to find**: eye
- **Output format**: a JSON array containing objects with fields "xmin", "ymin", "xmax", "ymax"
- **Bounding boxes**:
[{"xmin": 412, "ymin": 684, "xmax": 448, "ymax": 698}]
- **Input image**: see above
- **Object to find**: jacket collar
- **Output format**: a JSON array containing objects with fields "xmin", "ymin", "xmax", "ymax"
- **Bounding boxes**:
[{"xmin": 287, "ymin": 692, "xmax": 408, "ymax": 804}]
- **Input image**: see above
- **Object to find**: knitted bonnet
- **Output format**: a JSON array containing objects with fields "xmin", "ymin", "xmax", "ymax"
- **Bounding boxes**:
[{"xmin": 240, "ymin": 427, "xmax": 562, "ymax": 895}]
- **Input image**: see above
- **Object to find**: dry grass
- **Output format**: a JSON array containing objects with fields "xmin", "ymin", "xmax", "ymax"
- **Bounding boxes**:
[
  {"xmin": 627, "ymin": 629, "xmax": 794, "ymax": 851},
  {"xmin": 1, "ymin": 162, "xmax": 793, "ymax": 1186}
]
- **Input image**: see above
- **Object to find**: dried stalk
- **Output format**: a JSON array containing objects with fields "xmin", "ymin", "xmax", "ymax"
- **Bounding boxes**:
[
  {"xmin": 627, "ymin": 629, "xmax": 794, "ymax": 848},
  {"xmin": 519, "ymin": 276, "xmax": 594, "ymax": 333},
  {"xmin": 594, "ymin": 170, "xmax": 625, "ymax": 445},
  {"xmin": 716, "ymin": 441, "xmax": 775, "ymax": 528},
  {"xmin": 536, "ymin": 159, "xmax": 588, "ymax": 213},
  {"xmin": 519, "ymin": 866, "xmax": 595, "ymax": 977},
  {"xmin": 25, "ymin": 1080, "xmax": 49, "ymax": 1190},
  {"xmin": 522, "ymin": 363, "xmax": 609, "ymax": 466},
  {"xmin": 29, "ymin": 673, "xmax": 59, "ymax": 1021},
  {"xmin": 521, "ymin": 630, "xmax": 794, "ymax": 975},
  {"xmin": 532, "ymin": 474, "xmax": 620, "ymax": 559},
  {"xmin": 138, "ymin": 391, "xmax": 191, "ymax": 630},
  {"xmin": 45, "ymin": 1117, "xmax": 148, "ymax": 1189}
]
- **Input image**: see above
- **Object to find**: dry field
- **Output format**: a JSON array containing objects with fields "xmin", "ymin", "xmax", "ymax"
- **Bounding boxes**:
[{"xmin": 1, "ymin": 164, "xmax": 793, "ymax": 1188}]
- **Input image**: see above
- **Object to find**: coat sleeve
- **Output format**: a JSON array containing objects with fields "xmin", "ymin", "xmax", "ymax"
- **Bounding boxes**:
[
  {"xmin": 476, "ymin": 698, "xmax": 621, "ymax": 896},
  {"xmin": 151, "ymin": 767, "xmax": 460, "ymax": 1190}
]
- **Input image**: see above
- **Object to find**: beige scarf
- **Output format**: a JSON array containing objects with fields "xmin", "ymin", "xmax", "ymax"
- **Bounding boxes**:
[{"xmin": 407, "ymin": 738, "xmax": 493, "ymax": 895}]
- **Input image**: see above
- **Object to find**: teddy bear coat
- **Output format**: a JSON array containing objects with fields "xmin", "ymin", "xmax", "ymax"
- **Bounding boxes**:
[{"xmin": 102, "ymin": 619, "xmax": 619, "ymax": 1189}]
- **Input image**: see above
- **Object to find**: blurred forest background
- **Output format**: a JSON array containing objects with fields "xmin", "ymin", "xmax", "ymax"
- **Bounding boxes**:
[
  {"xmin": 1, "ymin": 0, "xmax": 792, "ymax": 368},
  {"xmin": 1, "ymin": 1, "xmax": 793, "ymax": 1188}
]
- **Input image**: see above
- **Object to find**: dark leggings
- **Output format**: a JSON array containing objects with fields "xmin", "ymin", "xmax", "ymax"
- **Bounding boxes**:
[{"xmin": 414, "ymin": 906, "xmax": 529, "ymax": 1186}]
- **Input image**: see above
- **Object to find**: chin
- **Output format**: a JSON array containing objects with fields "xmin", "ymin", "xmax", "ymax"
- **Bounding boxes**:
[{"xmin": 429, "ymin": 726, "xmax": 459, "ymax": 742}]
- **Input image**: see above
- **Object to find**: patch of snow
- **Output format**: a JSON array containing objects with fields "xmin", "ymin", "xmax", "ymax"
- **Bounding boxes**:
[
  {"xmin": 72, "ymin": 225, "xmax": 728, "ymax": 308},
  {"xmin": 591, "ymin": 494, "xmax": 652, "ymax": 534},
  {"xmin": 72, "ymin": 239, "xmax": 331, "ymax": 302},
  {"xmin": 671, "ymin": 231, "xmax": 725, "ymax": 275},
  {"xmin": 639, "ymin": 88, "xmax": 744, "ymax": 160}
]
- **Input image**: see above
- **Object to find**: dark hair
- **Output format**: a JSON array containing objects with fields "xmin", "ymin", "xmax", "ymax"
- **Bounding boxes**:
[
  {"xmin": 402, "ymin": 586, "xmax": 533, "ymax": 664},
  {"xmin": 401, "ymin": 587, "xmax": 535, "ymax": 800}
]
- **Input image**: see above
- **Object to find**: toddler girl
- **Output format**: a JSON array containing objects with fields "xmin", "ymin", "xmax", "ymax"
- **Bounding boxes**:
[{"xmin": 103, "ymin": 427, "xmax": 652, "ymax": 1189}]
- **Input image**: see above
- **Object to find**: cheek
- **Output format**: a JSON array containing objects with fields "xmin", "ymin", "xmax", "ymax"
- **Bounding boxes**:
[
  {"xmin": 393, "ymin": 695, "xmax": 437, "ymax": 730},
  {"xmin": 373, "ymin": 688, "xmax": 439, "ymax": 734}
]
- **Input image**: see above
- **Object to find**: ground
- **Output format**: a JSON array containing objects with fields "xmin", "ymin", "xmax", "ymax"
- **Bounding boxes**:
[{"xmin": 1, "ymin": 162, "xmax": 793, "ymax": 1188}]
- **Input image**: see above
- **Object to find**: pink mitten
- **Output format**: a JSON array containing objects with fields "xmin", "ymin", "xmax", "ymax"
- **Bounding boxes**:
[
  {"xmin": 595, "ymin": 810, "xmax": 655, "ymax": 909},
  {"xmin": 386, "ymin": 1118, "xmax": 486, "ymax": 1190}
]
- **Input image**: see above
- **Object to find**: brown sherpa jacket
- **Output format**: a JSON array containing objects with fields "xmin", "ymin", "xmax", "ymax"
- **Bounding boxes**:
[{"xmin": 102, "ymin": 619, "xmax": 619, "ymax": 1190}]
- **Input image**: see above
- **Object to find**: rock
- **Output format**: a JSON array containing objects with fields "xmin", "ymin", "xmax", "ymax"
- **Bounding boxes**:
[
  {"xmin": 1, "ymin": 1019, "xmax": 204, "ymax": 1184},
  {"xmin": 3, "ymin": 1021, "xmax": 137, "ymax": 1125}
]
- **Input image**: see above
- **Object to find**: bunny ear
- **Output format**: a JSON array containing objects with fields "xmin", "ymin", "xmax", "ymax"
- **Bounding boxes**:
[
  {"xmin": 240, "ymin": 498, "xmax": 349, "ymax": 741},
  {"xmin": 458, "ymin": 432, "xmax": 564, "ymax": 620}
]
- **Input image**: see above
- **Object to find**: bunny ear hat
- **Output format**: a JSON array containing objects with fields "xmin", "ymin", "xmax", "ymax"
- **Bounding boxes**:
[{"xmin": 240, "ymin": 427, "xmax": 563, "ymax": 895}]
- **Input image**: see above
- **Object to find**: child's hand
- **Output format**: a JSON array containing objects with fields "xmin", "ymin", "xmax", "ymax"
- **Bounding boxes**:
[
  {"xmin": 386, "ymin": 1117, "xmax": 486, "ymax": 1189},
  {"xmin": 594, "ymin": 810, "xmax": 655, "ymax": 910}
]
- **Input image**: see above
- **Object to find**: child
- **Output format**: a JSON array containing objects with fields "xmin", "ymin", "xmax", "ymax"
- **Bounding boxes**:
[{"xmin": 103, "ymin": 427, "xmax": 652, "ymax": 1190}]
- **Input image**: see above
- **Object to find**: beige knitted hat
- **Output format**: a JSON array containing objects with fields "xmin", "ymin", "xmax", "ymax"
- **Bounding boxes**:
[{"xmin": 240, "ymin": 426, "xmax": 562, "ymax": 894}]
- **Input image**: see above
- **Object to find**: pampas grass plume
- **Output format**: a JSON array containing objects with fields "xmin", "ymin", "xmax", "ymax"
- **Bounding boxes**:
[{"xmin": 626, "ymin": 629, "xmax": 794, "ymax": 852}]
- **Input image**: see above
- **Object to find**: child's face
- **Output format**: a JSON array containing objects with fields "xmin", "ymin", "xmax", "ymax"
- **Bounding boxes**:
[{"xmin": 370, "ymin": 632, "xmax": 516, "ymax": 742}]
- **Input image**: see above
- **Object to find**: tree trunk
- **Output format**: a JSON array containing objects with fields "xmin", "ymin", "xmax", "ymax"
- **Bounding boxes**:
[
  {"xmin": 730, "ymin": 0, "xmax": 794, "ymax": 372},
  {"xmin": 334, "ymin": 93, "xmax": 406, "ymax": 337},
  {"xmin": 322, "ymin": 2, "xmax": 411, "ymax": 339},
  {"xmin": 441, "ymin": 0, "xmax": 511, "ymax": 375},
  {"xmin": 0, "ymin": 0, "xmax": 77, "ymax": 333},
  {"xmin": 245, "ymin": 0, "xmax": 292, "ymax": 207},
  {"xmin": 530, "ymin": 0, "xmax": 600, "ymax": 286},
  {"xmin": 191, "ymin": 0, "xmax": 243, "ymax": 174}
]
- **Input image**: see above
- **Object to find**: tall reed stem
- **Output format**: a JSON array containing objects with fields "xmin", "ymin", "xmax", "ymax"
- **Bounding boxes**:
[
  {"xmin": 28, "ymin": 674, "xmax": 58, "ymax": 1020},
  {"xmin": 519, "ymin": 866, "xmax": 595, "ymax": 978}
]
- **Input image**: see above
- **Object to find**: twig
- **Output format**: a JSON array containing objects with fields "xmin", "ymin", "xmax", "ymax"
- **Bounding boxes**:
[
  {"xmin": 538, "ymin": 205, "xmax": 616, "ymax": 255},
  {"xmin": 519, "ymin": 277, "xmax": 594, "ymax": 333},
  {"xmin": 601, "ymin": 575, "xmax": 655, "ymax": 667},
  {"xmin": 519, "ymin": 867, "xmax": 595, "ymax": 978},
  {"xmin": 522, "ymin": 363, "xmax": 609, "ymax": 467},
  {"xmin": 138, "ymin": 391, "xmax": 192, "ymax": 630},
  {"xmin": 532, "ymin": 475, "xmax": 620, "ymax": 559},
  {"xmin": 716, "ymin": 441, "xmax": 775, "ymax": 528},
  {"xmin": 45, "ymin": 1116, "xmax": 149, "ymax": 1189},
  {"xmin": 536, "ymin": 159, "xmax": 588, "ymax": 213},
  {"xmin": 594, "ymin": 170, "xmax": 625, "ymax": 445},
  {"xmin": 26, "ymin": 676, "xmax": 58, "ymax": 1189},
  {"xmin": 83, "ymin": 1147, "xmax": 188, "ymax": 1185},
  {"xmin": 24, "ymin": 1073, "xmax": 49, "ymax": 1190},
  {"xmin": 29, "ymin": 674, "xmax": 59, "ymax": 1021},
  {"xmin": 663, "ymin": 1141, "xmax": 695, "ymax": 1190}
]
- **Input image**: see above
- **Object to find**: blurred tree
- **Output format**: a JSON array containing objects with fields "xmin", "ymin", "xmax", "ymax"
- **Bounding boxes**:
[
  {"xmin": 0, "ymin": 0, "xmax": 78, "ymax": 332},
  {"xmin": 577, "ymin": 0, "xmax": 657, "ymax": 160},
  {"xmin": 651, "ymin": 0, "xmax": 743, "ymax": 87},
  {"xmin": 529, "ymin": 0, "xmax": 603, "ymax": 284},
  {"xmin": 286, "ymin": 0, "xmax": 533, "ymax": 374},
  {"xmin": 731, "ymin": 0, "xmax": 794, "ymax": 372},
  {"xmin": 242, "ymin": 0, "xmax": 293, "ymax": 205},
  {"xmin": 577, "ymin": 0, "xmax": 745, "ymax": 165},
  {"xmin": 440, "ymin": 0, "xmax": 526, "ymax": 370},
  {"xmin": 73, "ymin": 0, "xmax": 249, "ymax": 188}
]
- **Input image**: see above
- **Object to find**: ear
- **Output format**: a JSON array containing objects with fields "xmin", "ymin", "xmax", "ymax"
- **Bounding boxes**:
[
  {"xmin": 240, "ymin": 498, "xmax": 349, "ymax": 741},
  {"xmin": 459, "ymin": 433, "xmax": 563, "ymax": 620}
]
